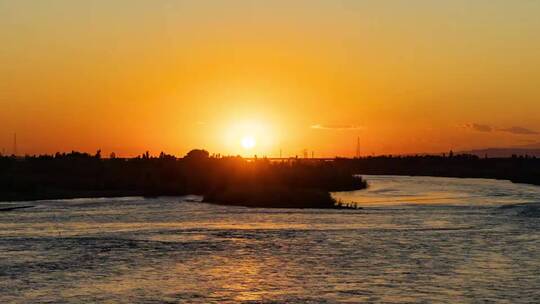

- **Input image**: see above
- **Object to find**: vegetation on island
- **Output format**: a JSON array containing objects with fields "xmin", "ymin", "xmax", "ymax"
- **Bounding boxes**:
[{"xmin": 0, "ymin": 149, "xmax": 366, "ymax": 209}]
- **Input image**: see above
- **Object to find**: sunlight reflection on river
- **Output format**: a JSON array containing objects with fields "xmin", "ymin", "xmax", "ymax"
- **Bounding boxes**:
[{"xmin": 1, "ymin": 176, "xmax": 539, "ymax": 303}]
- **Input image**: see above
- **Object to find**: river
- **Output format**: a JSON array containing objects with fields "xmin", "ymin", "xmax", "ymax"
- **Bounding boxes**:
[{"xmin": 1, "ymin": 175, "xmax": 539, "ymax": 303}]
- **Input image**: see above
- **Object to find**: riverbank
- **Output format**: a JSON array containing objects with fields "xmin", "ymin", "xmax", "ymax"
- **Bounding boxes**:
[
  {"xmin": 0, "ymin": 189, "xmax": 145, "ymax": 203},
  {"xmin": 0, "ymin": 187, "xmax": 363, "ymax": 209},
  {"xmin": 335, "ymin": 155, "xmax": 540, "ymax": 186},
  {"xmin": 203, "ymin": 185, "xmax": 361, "ymax": 209}
]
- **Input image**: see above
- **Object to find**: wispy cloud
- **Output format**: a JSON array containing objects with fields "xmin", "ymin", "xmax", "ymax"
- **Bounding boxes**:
[
  {"xmin": 463, "ymin": 123, "xmax": 538, "ymax": 135},
  {"xmin": 463, "ymin": 123, "xmax": 493, "ymax": 132},
  {"xmin": 498, "ymin": 126, "xmax": 539, "ymax": 135},
  {"xmin": 311, "ymin": 124, "xmax": 364, "ymax": 130}
]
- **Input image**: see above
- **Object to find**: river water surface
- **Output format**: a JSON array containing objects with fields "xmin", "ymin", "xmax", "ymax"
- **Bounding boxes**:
[{"xmin": 1, "ymin": 175, "xmax": 539, "ymax": 303}]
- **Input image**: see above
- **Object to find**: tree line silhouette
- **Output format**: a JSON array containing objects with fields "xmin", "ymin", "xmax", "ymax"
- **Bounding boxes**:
[
  {"xmin": 0, "ymin": 149, "xmax": 366, "ymax": 208},
  {"xmin": 2, "ymin": 150, "xmax": 539, "ymax": 208},
  {"xmin": 335, "ymin": 153, "xmax": 540, "ymax": 185}
]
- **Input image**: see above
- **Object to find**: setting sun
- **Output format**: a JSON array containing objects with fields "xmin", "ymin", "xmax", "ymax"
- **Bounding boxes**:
[
  {"xmin": 2, "ymin": 2, "xmax": 540, "ymax": 303},
  {"xmin": 241, "ymin": 136, "xmax": 256, "ymax": 149},
  {"xmin": 221, "ymin": 119, "xmax": 277, "ymax": 156}
]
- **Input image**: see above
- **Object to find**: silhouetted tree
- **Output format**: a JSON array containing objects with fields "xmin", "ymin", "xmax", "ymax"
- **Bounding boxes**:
[{"xmin": 184, "ymin": 149, "xmax": 209, "ymax": 160}]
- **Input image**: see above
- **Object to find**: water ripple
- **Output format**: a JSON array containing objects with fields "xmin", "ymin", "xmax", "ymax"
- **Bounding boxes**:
[{"xmin": 1, "ymin": 176, "xmax": 540, "ymax": 303}]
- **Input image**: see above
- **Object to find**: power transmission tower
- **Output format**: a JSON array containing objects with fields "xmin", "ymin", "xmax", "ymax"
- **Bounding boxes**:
[
  {"xmin": 355, "ymin": 136, "xmax": 360, "ymax": 158},
  {"xmin": 13, "ymin": 133, "xmax": 17, "ymax": 156}
]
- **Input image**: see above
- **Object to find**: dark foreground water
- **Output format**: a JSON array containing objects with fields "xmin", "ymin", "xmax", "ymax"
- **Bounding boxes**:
[{"xmin": 1, "ymin": 176, "xmax": 540, "ymax": 303}]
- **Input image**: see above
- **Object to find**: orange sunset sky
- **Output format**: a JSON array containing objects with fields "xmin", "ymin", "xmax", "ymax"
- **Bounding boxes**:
[{"xmin": 1, "ymin": 1, "xmax": 539, "ymax": 157}]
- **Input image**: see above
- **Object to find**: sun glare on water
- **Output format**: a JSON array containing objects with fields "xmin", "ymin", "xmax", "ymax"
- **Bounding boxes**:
[{"xmin": 241, "ymin": 136, "xmax": 256, "ymax": 149}]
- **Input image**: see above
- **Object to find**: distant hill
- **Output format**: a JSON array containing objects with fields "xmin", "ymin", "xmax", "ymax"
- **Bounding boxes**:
[{"xmin": 460, "ymin": 147, "xmax": 540, "ymax": 158}]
